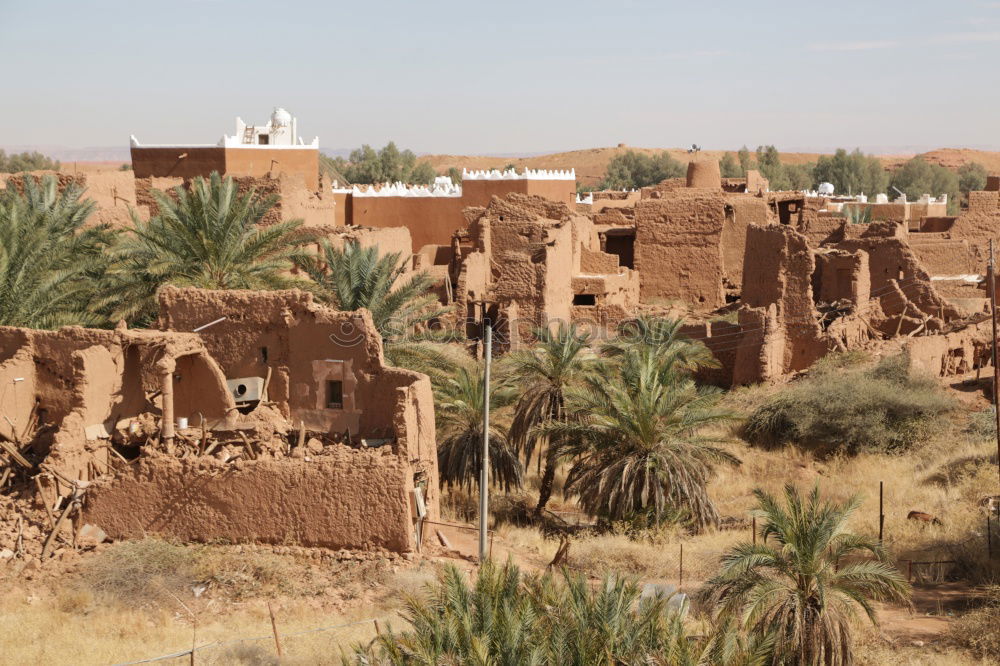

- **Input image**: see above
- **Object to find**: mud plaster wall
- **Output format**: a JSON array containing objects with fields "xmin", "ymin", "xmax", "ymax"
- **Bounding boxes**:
[
  {"xmin": 633, "ymin": 194, "xmax": 726, "ymax": 308},
  {"xmin": 907, "ymin": 238, "xmax": 976, "ymax": 276},
  {"xmin": 348, "ymin": 179, "xmax": 576, "ymax": 252},
  {"xmin": 350, "ymin": 196, "xmax": 467, "ymax": 252},
  {"xmin": 130, "ymin": 146, "xmax": 320, "ymax": 191},
  {"xmin": 84, "ymin": 449, "xmax": 420, "ymax": 552}
]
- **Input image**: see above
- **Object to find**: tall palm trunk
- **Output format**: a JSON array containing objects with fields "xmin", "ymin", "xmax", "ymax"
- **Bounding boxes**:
[
  {"xmin": 533, "ymin": 395, "xmax": 563, "ymax": 518},
  {"xmin": 534, "ymin": 448, "xmax": 558, "ymax": 517}
]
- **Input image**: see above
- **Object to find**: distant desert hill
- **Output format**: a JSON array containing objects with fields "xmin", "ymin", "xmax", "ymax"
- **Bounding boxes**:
[
  {"xmin": 35, "ymin": 146, "xmax": 1000, "ymax": 187},
  {"xmin": 421, "ymin": 146, "xmax": 1000, "ymax": 186}
]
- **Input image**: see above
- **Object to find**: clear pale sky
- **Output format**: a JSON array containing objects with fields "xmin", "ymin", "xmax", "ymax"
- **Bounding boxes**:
[{"xmin": 2, "ymin": 0, "xmax": 998, "ymax": 154}]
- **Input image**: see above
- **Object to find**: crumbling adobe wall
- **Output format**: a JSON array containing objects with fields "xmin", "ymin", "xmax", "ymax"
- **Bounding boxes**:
[
  {"xmin": 835, "ymin": 230, "xmax": 962, "ymax": 333},
  {"xmin": 135, "ymin": 174, "xmax": 290, "ymax": 226},
  {"xmin": 738, "ymin": 224, "xmax": 829, "ymax": 379},
  {"xmin": 680, "ymin": 320, "xmax": 742, "ymax": 386},
  {"xmin": 83, "ymin": 448, "xmax": 419, "ymax": 552},
  {"xmin": 156, "ymin": 287, "xmax": 439, "ymax": 519},
  {"xmin": 478, "ymin": 194, "xmax": 576, "ymax": 328},
  {"xmin": 813, "ymin": 250, "xmax": 870, "ymax": 306},
  {"xmin": 721, "ymin": 195, "xmax": 769, "ymax": 288},
  {"xmin": 0, "ymin": 325, "xmax": 235, "ymax": 483},
  {"xmin": 946, "ymin": 189, "xmax": 1000, "ymax": 265},
  {"xmin": 633, "ymin": 193, "xmax": 727, "ymax": 308},
  {"xmin": 0, "ymin": 171, "xmax": 86, "ymax": 195},
  {"xmin": 159, "ymin": 288, "xmax": 383, "ymax": 434},
  {"xmin": 278, "ymin": 172, "xmax": 337, "ymax": 227},
  {"xmin": 902, "ymin": 319, "xmax": 992, "ymax": 377}
]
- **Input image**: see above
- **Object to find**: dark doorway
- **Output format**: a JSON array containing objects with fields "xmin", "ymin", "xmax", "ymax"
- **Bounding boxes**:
[{"xmin": 604, "ymin": 230, "xmax": 635, "ymax": 269}]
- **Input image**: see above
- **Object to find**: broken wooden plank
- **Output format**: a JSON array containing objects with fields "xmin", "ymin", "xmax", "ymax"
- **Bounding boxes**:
[
  {"xmin": 0, "ymin": 439, "xmax": 32, "ymax": 469},
  {"xmin": 42, "ymin": 499, "xmax": 76, "ymax": 560},
  {"xmin": 237, "ymin": 432, "xmax": 257, "ymax": 460},
  {"xmin": 34, "ymin": 476, "xmax": 55, "ymax": 528}
]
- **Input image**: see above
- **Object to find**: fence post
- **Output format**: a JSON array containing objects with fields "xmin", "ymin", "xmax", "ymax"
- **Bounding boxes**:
[
  {"xmin": 268, "ymin": 601, "xmax": 283, "ymax": 658},
  {"xmin": 878, "ymin": 481, "xmax": 884, "ymax": 544},
  {"xmin": 678, "ymin": 543, "xmax": 683, "ymax": 592}
]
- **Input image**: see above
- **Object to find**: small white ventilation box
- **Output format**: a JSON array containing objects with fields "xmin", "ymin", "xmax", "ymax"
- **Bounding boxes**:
[{"xmin": 226, "ymin": 377, "xmax": 265, "ymax": 403}]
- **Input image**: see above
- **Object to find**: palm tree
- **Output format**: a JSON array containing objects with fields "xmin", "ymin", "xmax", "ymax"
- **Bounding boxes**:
[
  {"xmin": 435, "ymin": 364, "xmax": 522, "ymax": 492},
  {"xmin": 298, "ymin": 240, "xmax": 447, "ymax": 341},
  {"xmin": 505, "ymin": 323, "xmax": 596, "ymax": 517},
  {"xmin": 99, "ymin": 172, "xmax": 312, "ymax": 325},
  {"xmin": 602, "ymin": 316, "xmax": 719, "ymax": 374},
  {"xmin": 700, "ymin": 485, "xmax": 911, "ymax": 666},
  {"xmin": 0, "ymin": 174, "xmax": 112, "ymax": 328},
  {"xmin": 539, "ymin": 346, "xmax": 738, "ymax": 530},
  {"xmin": 349, "ymin": 560, "xmax": 699, "ymax": 665}
]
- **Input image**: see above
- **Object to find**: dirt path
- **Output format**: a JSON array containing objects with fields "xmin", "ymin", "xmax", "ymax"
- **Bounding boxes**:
[{"xmin": 876, "ymin": 582, "xmax": 979, "ymax": 644}]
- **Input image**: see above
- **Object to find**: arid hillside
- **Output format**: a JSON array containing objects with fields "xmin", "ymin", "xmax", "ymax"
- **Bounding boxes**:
[{"xmin": 421, "ymin": 146, "xmax": 1000, "ymax": 187}]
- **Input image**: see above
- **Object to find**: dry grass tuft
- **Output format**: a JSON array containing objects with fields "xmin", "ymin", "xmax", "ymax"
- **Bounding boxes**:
[
  {"xmin": 82, "ymin": 537, "xmax": 198, "ymax": 607},
  {"xmin": 949, "ymin": 586, "xmax": 1000, "ymax": 661}
]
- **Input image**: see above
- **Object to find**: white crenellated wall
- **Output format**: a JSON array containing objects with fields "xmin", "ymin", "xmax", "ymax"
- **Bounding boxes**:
[
  {"xmin": 347, "ymin": 180, "xmax": 462, "ymax": 198},
  {"xmin": 461, "ymin": 167, "xmax": 576, "ymax": 181}
]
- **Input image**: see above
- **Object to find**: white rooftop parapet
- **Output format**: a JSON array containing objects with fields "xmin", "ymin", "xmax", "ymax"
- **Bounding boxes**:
[
  {"xmin": 349, "ymin": 180, "xmax": 462, "ymax": 198},
  {"xmin": 461, "ymin": 167, "xmax": 576, "ymax": 181}
]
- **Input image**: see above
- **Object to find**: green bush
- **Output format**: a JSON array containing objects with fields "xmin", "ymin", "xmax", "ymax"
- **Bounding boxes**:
[{"xmin": 742, "ymin": 354, "xmax": 952, "ymax": 454}]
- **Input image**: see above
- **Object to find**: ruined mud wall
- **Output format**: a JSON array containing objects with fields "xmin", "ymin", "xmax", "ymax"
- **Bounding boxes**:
[
  {"xmin": 486, "ymin": 196, "xmax": 574, "ymax": 329},
  {"xmin": 84, "ymin": 449, "xmax": 419, "ymax": 552},
  {"xmin": 735, "ymin": 225, "xmax": 830, "ymax": 383},
  {"xmin": 721, "ymin": 195, "xmax": 769, "ymax": 288},
  {"xmin": 633, "ymin": 193, "xmax": 727, "ymax": 308},
  {"xmin": 0, "ymin": 171, "xmax": 86, "ymax": 195},
  {"xmin": 903, "ymin": 318, "xmax": 992, "ymax": 377},
  {"xmin": 947, "ymin": 190, "xmax": 1000, "ymax": 265},
  {"xmin": 0, "ymin": 326, "xmax": 234, "ymax": 482}
]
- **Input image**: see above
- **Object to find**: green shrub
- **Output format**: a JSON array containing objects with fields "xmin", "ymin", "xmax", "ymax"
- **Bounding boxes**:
[{"xmin": 742, "ymin": 354, "xmax": 952, "ymax": 454}]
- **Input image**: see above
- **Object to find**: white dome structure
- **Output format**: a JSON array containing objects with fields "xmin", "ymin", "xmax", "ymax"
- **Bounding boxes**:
[
  {"xmin": 271, "ymin": 107, "xmax": 292, "ymax": 128},
  {"xmin": 817, "ymin": 182, "xmax": 835, "ymax": 196}
]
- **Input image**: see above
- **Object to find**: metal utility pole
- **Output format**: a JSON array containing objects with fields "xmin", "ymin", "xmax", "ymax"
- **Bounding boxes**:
[
  {"xmin": 479, "ymin": 323, "xmax": 492, "ymax": 562},
  {"xmin": 990, "ymin": 240, "xmax": 1000, "ymax": 486}
]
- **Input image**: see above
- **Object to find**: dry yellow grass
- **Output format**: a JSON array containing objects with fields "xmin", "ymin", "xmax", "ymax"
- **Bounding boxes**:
[
  {"xmin": 0, "ymin": 587, "xmax": 389, "ymax": 665},
  {"xmin": 0, "ymin": 545, "xmax": 440, "ymax": 665}
]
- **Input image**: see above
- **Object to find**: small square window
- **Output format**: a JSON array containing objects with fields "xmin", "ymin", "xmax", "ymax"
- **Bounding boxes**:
[
  {"xmin": 573, "ymin": 294, "xmax": 596, "ymax": 306},
  {"xmin": 258, "ymin": 135, "xmax": 269, "ymax": 145},
  {"xmin": 326, "ymin": 380, "xmax": 343, "ymax": 409}
]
